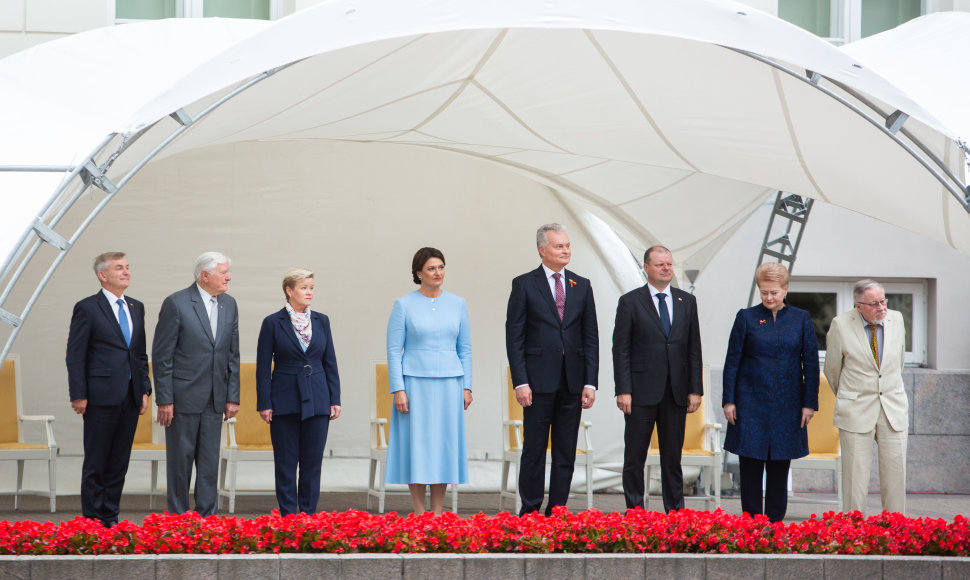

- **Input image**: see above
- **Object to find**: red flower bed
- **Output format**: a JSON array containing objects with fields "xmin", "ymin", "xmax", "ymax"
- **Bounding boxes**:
[{"xmin": 0, "ymin": 508, "xmax": 966, "ymax": 556}]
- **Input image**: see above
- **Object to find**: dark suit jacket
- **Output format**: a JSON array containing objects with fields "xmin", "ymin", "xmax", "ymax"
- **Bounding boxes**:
[
  {"xmin": 152, "ymin": 284, "xmax": 240, "ymax": 413},
  {"xmin": 612, "ymin": 285, "xmax": 703, "ymax": 406},
  {"xmin": 256, "ymin": 308, "xmax": 341, "ymax": 419},
  {"xmin": 506, "ymin": 265, "xmax": 598, "ymax": 394},
  {"xmin": 66, "ymin": 291, "xmax": 151, "ymax": 405}
]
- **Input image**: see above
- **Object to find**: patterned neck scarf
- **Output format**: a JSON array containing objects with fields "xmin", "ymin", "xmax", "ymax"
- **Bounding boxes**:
[{"xmin": 285, "ymin": 302, "xmax": 312, "ymax": 349}]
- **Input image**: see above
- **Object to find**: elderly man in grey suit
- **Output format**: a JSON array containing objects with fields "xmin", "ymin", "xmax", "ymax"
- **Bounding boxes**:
[
  {"xmin": 153, "ymin": 252, "xmax": 240, "ymax": 515},
  {"xmin": 824, "ymin": 279, "xmax": 908, "ymax": 515}
]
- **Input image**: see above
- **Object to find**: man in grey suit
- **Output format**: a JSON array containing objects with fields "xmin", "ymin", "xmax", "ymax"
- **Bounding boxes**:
[{"xmin": 152, "ymin": 252, "xmax": 240, "ymax": 515}]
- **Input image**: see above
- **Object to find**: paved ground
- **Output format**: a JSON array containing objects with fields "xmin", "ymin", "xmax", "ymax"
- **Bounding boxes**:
[{"xmin": 2, "ymin": 490, "xmax": 967, "ymax": 524}]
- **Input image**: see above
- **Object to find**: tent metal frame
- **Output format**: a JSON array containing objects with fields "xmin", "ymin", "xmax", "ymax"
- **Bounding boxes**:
[
  {"xmin": 747, "ymin": 191, "xmax": 814, "ymax": 307},
  {"xmin": 1, "ymin": 43, "xmax": 968, "ymax": 368}
]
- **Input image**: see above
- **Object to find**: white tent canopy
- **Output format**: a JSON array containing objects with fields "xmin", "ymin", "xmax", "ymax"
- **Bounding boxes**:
[
  {"xmin": 2, "ymin": 2, "xmax": 967, "ymax": 349},
  {"xmin": 0, "ymin": 0, "xmax": 969, "ymax": 492}
]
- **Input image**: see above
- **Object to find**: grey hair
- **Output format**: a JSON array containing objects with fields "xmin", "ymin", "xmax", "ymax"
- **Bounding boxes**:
[
  {"xmin": 194, "ymin": 251, "xmax": 231, "ymax": 282},
  {"xmin": 853, "ymin": 279, "xmax": 884, "ymax": 301},
  {"xmin": 93, "ymin": 252, "xmax": 125, "ymax": 275},
  {"xmin": 536, "ymin": 223, "xmax": 565, "ymax": 248}
]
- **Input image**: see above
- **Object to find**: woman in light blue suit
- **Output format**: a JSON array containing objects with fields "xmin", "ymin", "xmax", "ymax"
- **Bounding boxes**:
[
  {"xmin": 256, "ymin": 267, "xmax": 341, "ymax": 516},
  {"xmin": 386, "ymin": 247, "xmax": 472, "ymax": 515}
]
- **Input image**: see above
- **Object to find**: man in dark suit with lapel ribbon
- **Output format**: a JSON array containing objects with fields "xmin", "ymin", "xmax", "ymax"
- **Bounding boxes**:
[
  {"xmin": 506, "ymin": 223, "xmax": 599, "ymax": 516},
  {"xmin": 612, "ymin": 245, "xmax": 703, "ymax": 512},
  {"xmin": 66, "ymin": 252, "xmax": 151, "ymax": 527},
  {"xmin": 153, "ymin": 251, "xmax": 240, "ymax": 516}
]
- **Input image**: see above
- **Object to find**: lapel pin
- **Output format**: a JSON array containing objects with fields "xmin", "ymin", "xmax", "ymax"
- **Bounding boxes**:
[
  {"xmin": 759, "ymin": 319, "xmax": 766, "ymax": 325},
  {"xmin": 677, "ymin": 297, "xmax": 683, "ymax": 301}
]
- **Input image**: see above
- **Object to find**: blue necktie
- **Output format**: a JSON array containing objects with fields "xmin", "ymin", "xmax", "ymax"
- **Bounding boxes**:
[
  {"xmin": 116, "ymin": 298, "xmax": 131, "ymax": 347},
  {"xmin": 656, "ymin": 292, "xmax": 671, "ymax": 336}
]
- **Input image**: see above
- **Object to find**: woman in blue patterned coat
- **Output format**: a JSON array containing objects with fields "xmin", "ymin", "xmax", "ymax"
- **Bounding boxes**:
[{"xmin": 722, "ymin": 262, "xmax": 819, "ymax": 522}]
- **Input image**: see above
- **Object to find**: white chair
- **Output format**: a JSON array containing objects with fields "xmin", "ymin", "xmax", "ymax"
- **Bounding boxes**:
[
  {"xmin": 0, "ymin": 356, "xmax": 57, "ymax": 512},
  {"xmin": 367, "ymin": 362, "xmax": 457, "ymax": 513},
  {"xmin": 499, "ymin": 366, "xmax": 594, "ymax": 513},
  {"xmin": 218, "ymin": 361, "xmax": 274, "ymax": 513},
  {"xmin": 643, "ymin": 365, "xmax": 722, "ymax": 510},
  {"xmin": 789, "ymin": 372, "xmax": 842, "ymax": 509},
  {"xmin": 128, "ymin": 389, "xmax": 166, "ymax": 510}
]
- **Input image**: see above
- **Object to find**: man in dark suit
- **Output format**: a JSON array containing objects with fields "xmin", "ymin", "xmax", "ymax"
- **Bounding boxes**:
[
  {"xmin": 66, "ymin": 252, "xmax": 151, "ymax": 527},
  {"xmin": 612, "ymin": 245, "xmax": 703, "ymax": 512},
  {"xmin": 506, "ymin": 223, "xmax": 598, "ymax": 515},
  {"xmin": 153, "ymin": 251, "xmax": 240, "ymax": 516}
]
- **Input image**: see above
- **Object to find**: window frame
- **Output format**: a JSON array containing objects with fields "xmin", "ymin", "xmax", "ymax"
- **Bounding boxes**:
[{"xmin": 788, "ymin": 277, "xmax": 927, "ymax": 366}]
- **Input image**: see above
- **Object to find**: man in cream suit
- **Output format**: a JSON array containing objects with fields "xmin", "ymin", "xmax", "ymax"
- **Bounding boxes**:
[{"xmin": 824, "ymin": 279, "xmax": 908, "ymax": 514}]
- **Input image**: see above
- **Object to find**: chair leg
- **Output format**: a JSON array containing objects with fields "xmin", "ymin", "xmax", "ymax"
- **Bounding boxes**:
[
  {"xmin": 713, "ymin": 461, "xmax": 722, "ymax": 510},
  {"xmin": 499, "ymin": 459, "xmax": 510, "ymax": 512},
  {"xmin": 836, "ymin": 457, "xmax": 844, "ymax": 510},
  {"xmin": 377, "ymin": 459, "xmax": 386, "ymax": 514},
  {"xmin": 645, "ymin": 464, "xmax": 653, "ymax": 511},
  {"xmin": 218, "ymin": 457, "xmax": 227, "ymax": 512},
  {"xmin": 150, "ymin": 460, "xmax": 159, "ymax": 511},
  {"xmin": 451, "ymin": 484, "xmax": 458, "ymax": 514},
  {"xmin": 15, "ymin": 460, "xmax": 24, "ymax": 511},
  {"xmin": 513, "ymin": 462, "xmax": 521, "ymax": 515},
  {"xmin": 367, "ymin": 458, "xmax": 376, "ymax": 511},
  {"xmin": 49, "ymin": 456, "xmax": 56, "ymax": 513},
  {"xmin": 585, "ymin": 458, "xmax": 593, "ymax": 510},
  {"xmin": 228, "ymin": 458, "xmax": 238, "ymax": 514}
]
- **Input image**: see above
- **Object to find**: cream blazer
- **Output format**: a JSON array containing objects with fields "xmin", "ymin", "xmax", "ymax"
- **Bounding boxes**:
[{"xmin": 824, "ymin": 309, "xmax": 908, "ymax": 433}]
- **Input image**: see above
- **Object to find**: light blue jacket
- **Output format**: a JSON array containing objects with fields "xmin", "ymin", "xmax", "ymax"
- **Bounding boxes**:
[{"xmin": 386, "ymin": 290, "xmax": 472, "ymax": 392}]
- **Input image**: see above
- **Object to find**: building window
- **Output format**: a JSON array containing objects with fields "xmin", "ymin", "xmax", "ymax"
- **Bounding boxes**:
[
  {"xmin": 777, "ymin": 0, "xmax": 925, "ymax": 45},
  {"xmin": 787, "ymin": 279, "xmax": 927, "ymax": 366},
  {"xmin": 860, "ymin": 0, "xmax": 921, "ymax": 37},
  {"xmin": 779, "ymin": 0, "xmax": 832, "ymax": 38},
  {"xmin": 203, "ymin": 0, "xmax": 271, "ymax": 19},
  {"xmin": 115, "ymin": 0, "xmax": 276, "ymax": 22},
  {"xmin": 116, "ymin": 0, "xmax": 178, "ymax": 20}
]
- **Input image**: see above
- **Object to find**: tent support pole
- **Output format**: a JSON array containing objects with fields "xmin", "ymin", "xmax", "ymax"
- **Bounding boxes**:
[{"xmin": 747, "ymin": 191, "xmax": 814, "ymax": 307}]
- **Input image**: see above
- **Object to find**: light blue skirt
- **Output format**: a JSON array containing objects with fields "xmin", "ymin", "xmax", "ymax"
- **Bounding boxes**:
[{"xmin": 385, "ymin": 375, "xmax": 469, "ymax": 484}]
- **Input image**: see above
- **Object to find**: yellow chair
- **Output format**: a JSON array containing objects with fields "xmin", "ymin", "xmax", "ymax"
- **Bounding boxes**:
[
  {"xmin": 128, "ymin": 385, "xmax": 165, "ymax": 510},
  {"xmin": 644, "ymin": 365, "xmax": 721, "ymax": 510},
  {"xmin": 218, "ymin": 361, "xmax": 274, "ymax": 513},
  {"xmin": 0, "ymin": 356, "xmax": 57, "ymax": 512},
  {"xmin": 499, "ymin": 366, "xmax": 594, "ymax": 513},
  {"xmin": 789, "ymin": 372, "xmax": 842, "ymax": 508},
  {"xmin": 367, "ymin": 362, "xmax": 458, "ymax": 513}
]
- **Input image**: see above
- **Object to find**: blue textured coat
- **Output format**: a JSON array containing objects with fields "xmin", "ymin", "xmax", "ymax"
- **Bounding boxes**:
[{"xmin": 722, "ymin": 304, "xmax": 819, "ymax": 460}]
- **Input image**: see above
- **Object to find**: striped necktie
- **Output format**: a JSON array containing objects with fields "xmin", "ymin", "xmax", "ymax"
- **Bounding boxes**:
[{"xmin": 868, "ymin": 323, "xmax": 880, "ymax": 367}]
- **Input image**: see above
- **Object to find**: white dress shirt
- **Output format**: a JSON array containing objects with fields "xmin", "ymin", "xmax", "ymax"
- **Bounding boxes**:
[
  {"xmin": 102, "ymin": 287, "xmax": 132, "ymax": 337},
  {"xmin": 646, "ymin": 281, "xmax": 674, "ymax": 325}
]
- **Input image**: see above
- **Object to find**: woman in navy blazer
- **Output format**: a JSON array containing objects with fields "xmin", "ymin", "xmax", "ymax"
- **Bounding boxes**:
[
  {"xmin": 722, "ymin": 262, "xmax": 819, "ymax": 522},
  {"xmin": 256, "ymin": 267, "xmax": 341, "ymax": 516}
]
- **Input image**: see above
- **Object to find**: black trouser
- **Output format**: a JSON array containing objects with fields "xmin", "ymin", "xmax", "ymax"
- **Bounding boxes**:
[
  {"xmin": 519, "ymin": 368, "xmax": 581, "ymax": 516},
  {"xmin": 81, "ymin": 393, "xmax": 139, "ymax": 526},
  {"xmin": 270, "ymin": 413, "xmax": 330, "ymax": 516},
  {"xmin": 622, "ymin": 379, "xmax": 687, "ymax": 512},
  {"xmin": 739, "ymin": 455, "xmax": 791, "ymax": 523}
]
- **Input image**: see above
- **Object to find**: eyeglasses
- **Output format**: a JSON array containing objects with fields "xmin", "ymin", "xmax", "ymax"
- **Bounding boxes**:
[{"xmin": 856, "ymin": 298, "xmax": 888, "ymax": 308}]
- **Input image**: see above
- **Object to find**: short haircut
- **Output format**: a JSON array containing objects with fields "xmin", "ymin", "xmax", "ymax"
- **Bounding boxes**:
[
  {"xmin": 411, "ymin": 247, "xmax": 445, "ymax": 285},
  {"xmin": 282, "ymin": 267, "xmax": 314, "ymax": 300},
  {"xmin": 853, "ymin": 279, "xmax": 884, "ymax": 301},
  {"xmin": 93, "ymin": 252, "xmax": 125, "ymax": 276},
  {"xmin": 755, "ymin": 262, "xmax": 790, "ymax": 286},
  {"xmin": 643, "ymin": 246, "xmax": 671, "ymax": 264},
  {"xmin": 194, "ymin": 251, "xmax": 231, "ymax": 282},
  {"xmin": 536, "ymin": 223, "xmax": 565, "ymax": 248}
]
